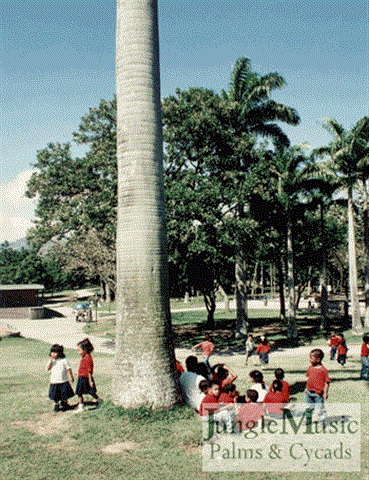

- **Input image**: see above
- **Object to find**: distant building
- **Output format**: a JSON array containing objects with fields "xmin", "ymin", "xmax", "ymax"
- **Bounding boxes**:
[{"xmin": 0, "ymin": 285, "xmax": 44, "ymax": 307}]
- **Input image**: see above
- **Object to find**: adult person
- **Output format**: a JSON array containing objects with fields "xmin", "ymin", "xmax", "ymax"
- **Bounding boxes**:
[{"xmin": 178, "ymin": 356, "xmax": 206, "ymax": 411}]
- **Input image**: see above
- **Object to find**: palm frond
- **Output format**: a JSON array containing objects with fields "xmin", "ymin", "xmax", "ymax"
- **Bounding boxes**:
[
  {"xmin": 322, "ymin": 118, "xmax": 345, "ymax": 138},
  {"xmin": 352, "ymin": 116, "xmax": 369, "ymax": 140},
  {"xmin": 243, "ymin": 101, "xmax": 299, "ymax": 126},
  {"xmin": 229, "ymin": 57, "xmax": 256, "ymax": 102},
  {"xmin": 248, "ymin": 123, "xmax": 291, "ymax": 147}
]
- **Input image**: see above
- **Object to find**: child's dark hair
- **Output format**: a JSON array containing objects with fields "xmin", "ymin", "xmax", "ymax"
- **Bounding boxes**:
[
  {"xmin": 77, "ymin": 338, "xmax": 94, "ymax": 353},
  {"xmin": 50, "ymin": 344, "xmax": 65, "ymax": 358},
  {"xmin": 216, "ymin": 365, "xmax": 229, "ymax": 381},
  {"xmin": 274, "ymin": 368, "xmax": 285, "ymax": 380},
  {"xmin": 250, "ymin": 370, "xmax": 265, "ymax": 388},
  {"xmin": 259, "ymin": 335, "xmax": 268, "ymax": 344},
  {"xmin": 310, "ymin": 348, "xmax": 324, "ymax": 361},
  {"xmin": 185, "ymin": 355, "xmax": 198, "ymax": 372},
  {"xmin": 195, "ymin": 362, "xmax": 209, "ymax": 379},
  {"xmin": 246, "ymin": 389, "xmax": 259, "ymax": 403},
  {"xmin": 199, "ymin": 379, "xmax": 210, "ymax": 393},
  {"xmin": 271, "ymin": 379, "xmax": 283, "ymax": 392},
  {"xmin": 222, "ymin": 383, "xmax": 236, "ymax": 394},
  {"xmin": 363, "ymin": 334, "xmax": 369, "ymax": 344}
]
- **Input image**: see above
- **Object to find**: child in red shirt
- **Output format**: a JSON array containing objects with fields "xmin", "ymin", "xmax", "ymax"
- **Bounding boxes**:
[
  {"xmin": 269, "ymin": 368, "xmax": 290, "ymax": 402},
  {"xmin": 256, "ymin": 335, "xmax": 271, "ymax": 369},
  {"xmin": 219, "ymin": 383, "xmax": 239, "ymax": 404},
  {"xmin": 75, "ymin": 338, "xmax": 102, "ymax": 412},
  {"xmin": 360, "ymin": 334, "xmax": 369, "ymax": 380},
  {"xmin": 305, "ymin": 348, "xmax": 330, "ymax": 420},
  {"xmin": 237, "ymin": 389, "xmax": 264, "ymax": 432},
  {"xmin": 199, "ymin": 381, "xmax": 235, "ymax": 434},
  {"xmin": 336, "ymin": 334, "xmax": 348, "ymax": 367},
  {"xmin": 264, "ymin": 379, "xmax": 286, "ymax": 416},
  {"xmin": 192, "ymin": 335, "xmax": 214, "ymax": 373},
  {"xmin": 199, "ymin": 381, "xmax": 220, "ymax": 416},
  {"xmin": 176, "ymin": 360, "xmax": 185, "ymax": 373},
  {"xmin": 328, "ymin": 332, "xmax": 340, "ymax": 360},
  {"xmin": 213, "ymin": 363, "xmax": 238, "ymax": 390}
]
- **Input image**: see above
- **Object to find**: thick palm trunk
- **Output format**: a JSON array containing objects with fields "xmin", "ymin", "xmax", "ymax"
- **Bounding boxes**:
[
  {"xmin": 113, "ymin": 0, "xmax": 179, "ymax": 408},
  {"xmin": 347, "ymin": 194, "xmax": 362, "ymax": 334}
]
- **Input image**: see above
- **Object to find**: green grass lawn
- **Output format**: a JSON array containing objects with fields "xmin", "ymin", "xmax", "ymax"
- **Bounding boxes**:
[{"xmin": 0, "ymin": 336, "xmax": 368, "ymax": 480}]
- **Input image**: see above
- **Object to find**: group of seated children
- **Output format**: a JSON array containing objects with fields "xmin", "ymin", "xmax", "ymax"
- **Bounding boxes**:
[
  {"xmin": 179, "ymin": 334, "xmax": 333, "ymax": 433},
  {"xmin": 202, "ymin": 366, "xmax": 291, "ymax": 433},
  {"xmin": 178, "ymin": 349, "xmax": 291, "ymax": 433}
]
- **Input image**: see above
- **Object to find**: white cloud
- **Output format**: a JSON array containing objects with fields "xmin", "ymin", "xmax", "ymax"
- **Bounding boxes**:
[{"xmin": 0, "ymin": 170, "xmax": 37, "ymax": 244}]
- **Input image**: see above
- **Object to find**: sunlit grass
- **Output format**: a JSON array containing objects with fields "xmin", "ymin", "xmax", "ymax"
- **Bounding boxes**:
[{"xmin": 0, "ymin": 336, "xmax": 368, "ymax": 480}]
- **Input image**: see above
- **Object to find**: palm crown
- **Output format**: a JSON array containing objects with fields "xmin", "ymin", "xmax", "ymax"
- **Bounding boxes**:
[{"xmin": 221, "ymin": 57, "xmax": 300, "ymax": 147}]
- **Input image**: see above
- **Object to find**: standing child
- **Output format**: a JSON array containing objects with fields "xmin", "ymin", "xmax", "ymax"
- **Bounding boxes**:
[
  {"xmin": 256, "ymin": 335, "xmax": 271, "ymax": 369},
  {"xmin": 360, "ymin": 334, "xmax": 369, "ymax": 380},
  {"xmin": 75, "ymin": 338, "xmax": 102, "ymax": 412},
  {"xmin": 245, "ymin": 334, "xmax": 257, "ymax": 365},
  {"xmin": 305, "ymin": 348, "xmax": 330, "ymax": 420},
  {"xmin": 192, "ymin": 335, "xmax": 214, "ymax": 373},
  {"xmin": 336, "ymin": 334, "xmax": 348, "ymax": 367},
  {"xmin": 327, "ymin": 332, "xmax": 340, "ymax": 360},
  {"xmin": 47, "ymin": 344, "xmax": 74, "ymax": 412}
]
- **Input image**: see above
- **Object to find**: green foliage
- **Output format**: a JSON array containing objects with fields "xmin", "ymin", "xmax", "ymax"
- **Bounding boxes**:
[
  {"xmin": 0, "ymin": 242, "xmax": 69, "ymax": 289},
  {"xmin": 23, "ymin": 58, "xmax": 365, "ymax": 316},
  {"xmin": 26, "ymin": 98, "xmax": 117, "ymax": 288}
]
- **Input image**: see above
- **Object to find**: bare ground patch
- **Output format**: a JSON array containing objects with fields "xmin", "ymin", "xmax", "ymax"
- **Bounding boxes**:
[
  {"xmin": 101, "ymin": 440, "xmax": 140, "ymax": 454},
  {"xmin": 11, "ymin": 411, "xmax": 73, "ymax": 436}
]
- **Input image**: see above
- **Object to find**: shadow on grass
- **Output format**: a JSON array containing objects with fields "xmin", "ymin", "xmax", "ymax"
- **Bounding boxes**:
[
  {"xmin": 173, "ymin": 311, "xmax": 356, "ymax": 355},
  {"xmin": 289, "ymin": 381, "xmax": 307, "ymax": 395}
]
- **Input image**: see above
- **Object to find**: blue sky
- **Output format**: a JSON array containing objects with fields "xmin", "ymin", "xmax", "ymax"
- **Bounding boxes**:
[{"xmin": 1, "ymin": 0, "xmax": 368, "ymax": 242}]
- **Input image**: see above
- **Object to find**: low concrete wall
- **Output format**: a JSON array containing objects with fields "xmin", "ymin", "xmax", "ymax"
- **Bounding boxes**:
[{"xmin": 29, "ymin": 307, "xmax": 45, "ymax": 319}]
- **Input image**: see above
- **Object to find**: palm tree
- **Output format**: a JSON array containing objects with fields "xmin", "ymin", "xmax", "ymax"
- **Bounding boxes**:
[
  {"xmin": 269, "ymin": 145, "xmax": 311, "ymax": 342},
  {"xmin": 113, "ymin": 0, "xmax": 179, "ymax": 408},
  {"xmin": 221, "ymin": 57, "xmax": 300, "ymax": 147},
  {"xmin": 221, "ymin": 57, "xmax": 300, "ymax": 334},
  {"xmin": 317, "ymin": 117, "xmax": 369, "ymax": 333}
]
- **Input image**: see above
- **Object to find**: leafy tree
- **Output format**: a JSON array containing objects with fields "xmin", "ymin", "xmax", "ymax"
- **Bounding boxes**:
[
  {"xmin": 26, "ymin": 98, "xmax": 117, "ymax": 288},
  {"xmin": 220, "ymin": 58, "xmax": 300, "ymax": 334},
  {"xmin": 163, "ymin": 88, "xmax": 240, "ymax": 325},
  {"xmin": 0, "ymin": 243, "xmax": 26, "ymax": 284},
  {"xmin": 0, "ymin": 243, "xmax": 70, "ymax": 290}
]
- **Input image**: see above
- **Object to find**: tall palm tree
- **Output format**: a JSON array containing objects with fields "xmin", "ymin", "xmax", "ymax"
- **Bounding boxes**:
[
  {"xmin": 221, "ymin": 57, "xmax": 300, "ymax": 334},
  {"xmin": 300, "ymin": 162, "xmax": 342, "ymax": 330},
  {"xmin": 112, "ymin": 0, "xmax": 179, "ymax": 408},
  {"xmin": 270, "ymin": 145, "xmax": 310, "ymax": 342},
  {"xmin": 317, "ymin": 117, "xmax": 369, "ymax": 333}
]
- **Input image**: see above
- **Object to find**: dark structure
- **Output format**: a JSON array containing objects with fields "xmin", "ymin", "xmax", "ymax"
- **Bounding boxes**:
[{"xmin": 0, "ymin": 285, "xmax": 44, "ymax": 307}]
